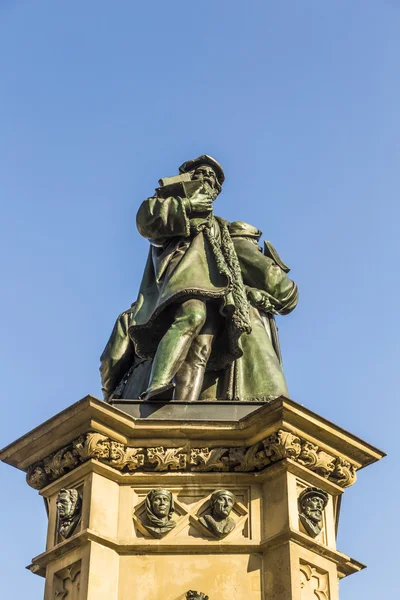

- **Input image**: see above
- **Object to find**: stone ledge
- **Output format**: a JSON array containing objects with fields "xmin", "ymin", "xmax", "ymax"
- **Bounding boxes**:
[{"xmin": 260, "ymin": 529, "xmax": 366, "ymax": 577}]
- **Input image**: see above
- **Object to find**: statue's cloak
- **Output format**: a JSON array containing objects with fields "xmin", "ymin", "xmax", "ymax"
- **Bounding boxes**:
[
  {"xmin": 128, "ymin": 196, "xmax": 251, "ymax": 370},
  {"xmin": 100, "ymin": 194, "xmax": 298, "ymax": 401}
]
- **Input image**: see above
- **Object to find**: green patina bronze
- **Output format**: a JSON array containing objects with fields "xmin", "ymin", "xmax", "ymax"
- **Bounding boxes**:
[{"xmin": 100, "ymin": 155, "xmax": 298, "ymax": 403}]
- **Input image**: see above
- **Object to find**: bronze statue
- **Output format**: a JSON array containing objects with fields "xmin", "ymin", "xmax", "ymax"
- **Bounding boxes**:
[
  {"xmin": 199, "ymin": 490, "xmax": 235, "ymax": 538},
  {"xmin": 100, "ymin": 154, "xmax": 298, "ymax": 402},
  {"xmin": 141, "ymin": 488, "xmax": 176, "ymax": 538},
  {"xmin": 298, "ymin": 487, "xmax": 328, "ymax": 538},
  {"xmin": 56, "ymin": 488, "xmax": 82, "ymax": 539}
]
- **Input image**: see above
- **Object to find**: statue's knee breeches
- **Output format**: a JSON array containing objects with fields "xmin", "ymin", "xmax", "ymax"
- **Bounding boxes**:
[{"xmin": 173, "ymin": 299, "xmax": 207, "ymax": 337}]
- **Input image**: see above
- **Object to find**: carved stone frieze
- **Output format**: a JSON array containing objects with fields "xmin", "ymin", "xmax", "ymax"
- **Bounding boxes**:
[
  {"xmin": 190, "ymin": 447, "xmax": 229, "ymax": 472},
  {"xmin": 298, "ymin": 443, "xmax": 336, "ymax": 478},
  {"xmin": 262, "ymin": 430, "xmax": 302, "ymax": 461},
  {"xmin": 26, "ymin": 429, "xmax": 357, "ymax": 490},
  {"xmin": 332, "ymin": 457, "xmax": 357, "ymax": 487},
  {"xmin": 147, "ymin": 446, "xmax": 187, "ymax": 471},
  {"xmin": 26, "ymin": 433, "xmax": 144, "ymax": 490}
]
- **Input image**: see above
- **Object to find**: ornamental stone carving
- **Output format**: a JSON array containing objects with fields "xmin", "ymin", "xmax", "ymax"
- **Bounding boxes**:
[
  {"xmin": 26, "ymin": 429, "xmax": 357, "ymax": 490},
  {"xmin": 147, "ymin": 446, "xmax": 187, "ymax": 471},
  {"xmin": 298, "ymin": 442, "xmax": 336, "ymax": 477},
  {"xmin": 332, "ymin": 457, "xmax": 357, "ymax": 487},
  {"xmin": 54, "ymin": 561, "xmax": 81, "ymax": 600},
  {"xmin": 199, "ymin": 490, "xmax": 236, "ymax": 538},
  {"xmin": 298, "ymin": 487, "xmax": 329, "ymax": 538},
  {"xmin": 300, "ymin": 562, "xmax": 330, "ymax": 599},
  {"xmin": 56, "ymin": 488, "xmax": 82, "ymax": 539},
  {"xmin": 190, "ymin": 447, "xmax": 229, "ymax": 472}
]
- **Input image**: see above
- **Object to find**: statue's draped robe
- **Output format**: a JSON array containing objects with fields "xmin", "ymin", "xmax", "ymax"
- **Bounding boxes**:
[{"xmin": 100, "ymin": 195, "xmax": 298, "ymax": 401}]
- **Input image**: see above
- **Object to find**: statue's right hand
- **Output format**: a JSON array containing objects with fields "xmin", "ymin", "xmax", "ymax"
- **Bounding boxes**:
[{"xmin": 188, "ymin": 196, "xmax": 213, "ymax": 214}]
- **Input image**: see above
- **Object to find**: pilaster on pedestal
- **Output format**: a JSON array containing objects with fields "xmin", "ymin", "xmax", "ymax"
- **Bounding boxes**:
[{"xmin": 0, "ymin": 396, "xmax": 384, "ymax": 600}]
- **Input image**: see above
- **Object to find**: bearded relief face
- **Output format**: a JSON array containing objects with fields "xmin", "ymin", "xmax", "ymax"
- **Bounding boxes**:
[
  {"xmin": 302, "ymin": 496, "xmax": 325, "ymax": 524},
  {"xmin": 298, "ymin": 487, "xmax": 328, "ymax": 538},
  {"xmin": 192, "ymin": 165, "xmax": 218, "ymax": 190}
]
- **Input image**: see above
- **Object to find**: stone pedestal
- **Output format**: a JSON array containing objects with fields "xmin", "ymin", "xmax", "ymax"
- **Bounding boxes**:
[{"xmin": 0, "ymin": 396, "xmax": 384, "ymax": 600}]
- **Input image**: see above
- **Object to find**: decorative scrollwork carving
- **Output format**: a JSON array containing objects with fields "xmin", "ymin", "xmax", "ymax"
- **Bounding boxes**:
[
  {"xmin": 43, "ymin": 448, "xmax": 79, "ymax": 480},
  {"xmin": 298, "ymin": 442, "xmax": 337, "ymax": 479},
  {"xmin": 331, "ymin": 457, "xmax": 357, "ymax": 487},
  {"xmin": 72, "ymin": 433, "xmax": 109, "ymax": 461},
  {"xmin": 190, "ymin": 447, "xmax": 229, "ymax": 472},
  {"xmin": 26, "ymin": 464, "xmax": 49, "ymax": 490},
  {"xmin": 263, "ymin": 429, "xmax": 302, "ymax": 461},
  {"xmin": 25, "ymin": 429, "xmax": 358, "ymax": 490},
  {"xmin": 147, "ymin": 446, "xmax": 187, "ymax": 471},
  {"xmin": 229, "ymin": 443, "xmax": 269, "ymax": 472}
]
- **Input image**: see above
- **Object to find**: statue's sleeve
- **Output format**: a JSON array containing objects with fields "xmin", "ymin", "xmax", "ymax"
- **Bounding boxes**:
[
  {"xmin": 99, "ymin": 311, "xmax": 135, "ymax": 401},
  {"xmin": 136, "ymin": 196, "xmax": 190, "ymax": 244},
  {"xmin": 233, "ymin": 237, "xmax": 298, "ymax": 315}
]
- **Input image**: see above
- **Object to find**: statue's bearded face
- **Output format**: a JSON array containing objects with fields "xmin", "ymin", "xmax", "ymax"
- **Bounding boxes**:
[
  {"xmin": 303, "ymin": 496, "xmax": 324, "ymax": 523},
  {"xmin": 192, "ymin": 165, "xmax": 220, "ymax": 199},
  {"xmin": 213, "ymin": 494, "xmax": 234, "ymax": 519},
  {"xmin": 56, "ymin": 492, "xmax": 75, "ymax": 519},
  {"xmin": 151, "ymin": 493, "xmax": 171, "ymax": 519}
]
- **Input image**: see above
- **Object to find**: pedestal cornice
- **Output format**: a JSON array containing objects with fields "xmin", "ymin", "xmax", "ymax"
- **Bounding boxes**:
[{"xmin": 0, "ymin": 395, "xmax": 384, "ymax": 492}]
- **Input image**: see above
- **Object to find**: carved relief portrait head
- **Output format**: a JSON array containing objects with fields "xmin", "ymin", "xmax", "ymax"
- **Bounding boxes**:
[
  {"xmin": 298, "ymin": 487, "xmax": 328, "ymax": 538},
  {"xmin": 199, "ymin": 489, "xmax": 236, "ymax": 539},
  {"xmin": 56, "ymin": 488, "xmax": 82, "ymax": 539},
  {"xmin": 186, "ymin": 591, "xmax": 209, "ymax": 600},
  {"xmin": 143, "ymin": 488, "xmax": 176, "ymax": 538}
]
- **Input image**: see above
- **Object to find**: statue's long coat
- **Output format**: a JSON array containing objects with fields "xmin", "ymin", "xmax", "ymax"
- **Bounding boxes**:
[{"xmin": 100, "ymin": 195, "xmax": 298, "ymax": 401}]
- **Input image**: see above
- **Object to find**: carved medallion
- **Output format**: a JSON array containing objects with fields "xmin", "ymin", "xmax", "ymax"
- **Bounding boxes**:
[
  {"xmin": 298, "ymin": 487, "xmax": 328, "ymax": 538},
  {"xmin": 139, "ymin": 488, "xmax": 176, "ymax": 538},
  {"xmin": 56, "ymin": 488, "xmax": 82, "ymax": 539},
  {"xmin": 186, "ymin": 591, "xmax": 209, "ymax": 600},
  {"xmin": 199, "ymin": 490, "xmax": 236, "ymax": 539}
]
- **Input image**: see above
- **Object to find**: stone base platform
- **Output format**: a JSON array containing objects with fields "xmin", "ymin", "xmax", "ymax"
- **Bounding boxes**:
[
  {"xmin": 0, "ymin": 395, "xmax": 384, "ymax": 600},
  {"xmin": 109, "ymin": 398, "xmax": 272, "ymax": 420}
]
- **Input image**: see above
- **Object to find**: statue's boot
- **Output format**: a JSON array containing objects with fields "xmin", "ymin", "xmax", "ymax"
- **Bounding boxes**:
[
  {"xmin": 140, "ymin": 299, "xmax": 209, "ymax": 402},
  {"xmin": 140, "ymin": 382, "xmax": 175, "ymax": 401},
  {"xmin": 174, "ymin": 331, "xmax": 214, "ymax": 402},
  {"xmin": 174, "ymin": 363, "xmax": 205, "ymax": 402},
  {"xmin": 139, "ymin": 331, "xmax": 190, "ymax": 401}
]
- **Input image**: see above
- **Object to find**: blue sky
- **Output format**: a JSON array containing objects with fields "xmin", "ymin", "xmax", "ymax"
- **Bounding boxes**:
[{"xmin": 0, "ymin": 1, "xmax": 398, "ymax": 598}]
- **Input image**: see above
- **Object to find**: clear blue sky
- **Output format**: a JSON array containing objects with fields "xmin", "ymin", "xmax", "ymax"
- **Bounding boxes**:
[{"xmin": 0, "ymin": 1, "xmax": 398, "ymax": 598}]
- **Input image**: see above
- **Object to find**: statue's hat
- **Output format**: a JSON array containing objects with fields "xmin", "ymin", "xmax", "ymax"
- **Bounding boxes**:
[
  {"xmin": 298, "ymin": 487, "xmax": 328, "ymax": 507},
  {"xmin": 229, "ymin": 221, "xmax": 262, "ymax": 240},
  {"xmin": 179, "ymin": 154, "xmax": 225, "ymax": 185}
]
